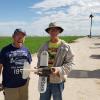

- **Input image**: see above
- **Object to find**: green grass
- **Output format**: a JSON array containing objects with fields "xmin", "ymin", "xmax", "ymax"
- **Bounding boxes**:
[{"xmin": 0, "ymin": 36, "xmax": 82, "ymax": 54}]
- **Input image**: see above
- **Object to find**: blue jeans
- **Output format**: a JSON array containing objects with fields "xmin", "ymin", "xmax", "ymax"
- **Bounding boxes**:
[{"xmin": 40, "ymin": 82, "xmax": 64, "ymax": 100}]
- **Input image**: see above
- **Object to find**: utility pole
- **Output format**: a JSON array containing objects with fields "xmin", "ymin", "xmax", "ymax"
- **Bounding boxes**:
[{"xmin": 89, "ymin": 13, "xmax": 94, "ymax": 38}]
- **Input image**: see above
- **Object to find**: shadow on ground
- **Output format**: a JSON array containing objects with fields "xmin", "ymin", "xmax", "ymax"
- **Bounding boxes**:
[
  {"xmin": 68, "ymin": 69, "xmax": 100, "ymax": 78},
  {"xmin": 89, "ymin": 42, "xmax": 100, "ymax": 49},
  {"xmin": 90, "ymin": 55, "xmax": 100, "ymax": 59},
  {"xmin": 94, "ymin": 43, "xmax": 100, "ymax": 45}
]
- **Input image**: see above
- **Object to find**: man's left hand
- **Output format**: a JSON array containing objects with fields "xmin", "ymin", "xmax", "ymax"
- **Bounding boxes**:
[{"xmin": 51, "ymin": 67, "xmax": 60, "ymax": 77}]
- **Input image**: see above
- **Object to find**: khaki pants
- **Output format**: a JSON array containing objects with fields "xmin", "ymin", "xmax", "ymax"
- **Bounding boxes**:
[{"xmin": 4, "ymin": 80, "xmax": 29, "ymax": 100}]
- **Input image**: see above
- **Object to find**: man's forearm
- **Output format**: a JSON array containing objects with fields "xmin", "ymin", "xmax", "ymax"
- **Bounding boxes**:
[{"xmin": 0, "ymin": 64, "xmax": 3, "ymax": 75}]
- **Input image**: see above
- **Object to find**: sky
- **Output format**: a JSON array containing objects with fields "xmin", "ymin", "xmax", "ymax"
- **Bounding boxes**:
[{"xmin": 0, "ymin": 0, "xmax": 100, "ymax": 36}]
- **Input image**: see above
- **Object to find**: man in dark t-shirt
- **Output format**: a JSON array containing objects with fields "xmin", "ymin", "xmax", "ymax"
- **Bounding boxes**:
[{"xmin": 0, "ymin": 29, "xmax": 32, "ymax": 100}]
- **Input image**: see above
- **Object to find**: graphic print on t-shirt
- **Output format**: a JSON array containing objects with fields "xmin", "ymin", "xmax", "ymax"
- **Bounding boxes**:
[{"xmin": 8, "ymin": 50, "xmax": 29, "ymax": 75}]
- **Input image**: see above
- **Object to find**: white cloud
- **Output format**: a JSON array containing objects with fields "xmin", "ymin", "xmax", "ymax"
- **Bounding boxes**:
[
  {"xmin": 0, "ymin": 21, "xmax": 29, "ymax": 34},
  {"xmin": 0, "ymin": 0, "xmax": 100, "ymax": 36},
  {"xmin": 30, "ymin": 0, "xmax": 100, "ymax": 16},
  {"xmin": 30, "ymin": 0, "xmax": 71, "ymax": 10},
  {"xmin": 30, "ymin": 11, "xmax": 100, "ymax": 36},
  {"xmin": 0, "ymin": 21, "xmax": 27, "ymax": 36}
]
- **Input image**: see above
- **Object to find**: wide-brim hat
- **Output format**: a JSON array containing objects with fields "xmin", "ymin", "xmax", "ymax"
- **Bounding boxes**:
[{"xmin": 45, "ymin": 22, "xmax": 64, "ymax": 33}]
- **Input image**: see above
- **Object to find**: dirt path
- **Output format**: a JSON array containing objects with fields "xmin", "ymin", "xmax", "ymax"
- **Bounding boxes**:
[
  {"xmin": 63, "ymin": 37, "xmax": 100, "ymax": 100},
  {"xmin": 0, "ymin": 37, "xmax": 100, "ymax": 100}
]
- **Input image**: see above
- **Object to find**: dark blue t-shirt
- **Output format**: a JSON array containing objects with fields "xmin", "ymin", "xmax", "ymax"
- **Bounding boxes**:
[{"xmin": 0, "ymin": 44, "xmax": 32, "ymax": 88}]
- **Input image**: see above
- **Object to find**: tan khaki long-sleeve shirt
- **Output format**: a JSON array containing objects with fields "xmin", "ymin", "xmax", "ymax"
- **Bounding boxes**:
[{"xmin": 37, "ymin": 40, "xmax": 74, "ymax": 83}]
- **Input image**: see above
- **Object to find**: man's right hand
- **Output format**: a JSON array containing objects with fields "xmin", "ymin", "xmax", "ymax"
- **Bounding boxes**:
[
  {"xmin": 0, "ymin": 64, "xmax": 3, "ymax": 75},
  {"xmin": 0, "ymin": 83, "xmax": 3, "ymax": 91}
]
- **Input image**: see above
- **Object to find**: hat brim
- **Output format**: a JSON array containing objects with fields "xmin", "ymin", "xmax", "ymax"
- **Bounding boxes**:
[
  {"xmin": 45, "ymin": 26, "xmax": 64, "ymax": 33},
  {"xmin": 20, "ymin": 32, "xmax": 26, "ymax": 36}
]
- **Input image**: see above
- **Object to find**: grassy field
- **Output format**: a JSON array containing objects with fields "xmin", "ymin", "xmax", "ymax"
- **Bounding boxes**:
[{"xmin": 0, "ymin": 36, "xmax": 82, "ymax": 54}]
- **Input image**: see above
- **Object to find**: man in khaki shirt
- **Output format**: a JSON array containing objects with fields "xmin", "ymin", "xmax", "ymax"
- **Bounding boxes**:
[{"xmin": 37, "ymin": 22, "xmax": 74, "ymax": 100}]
